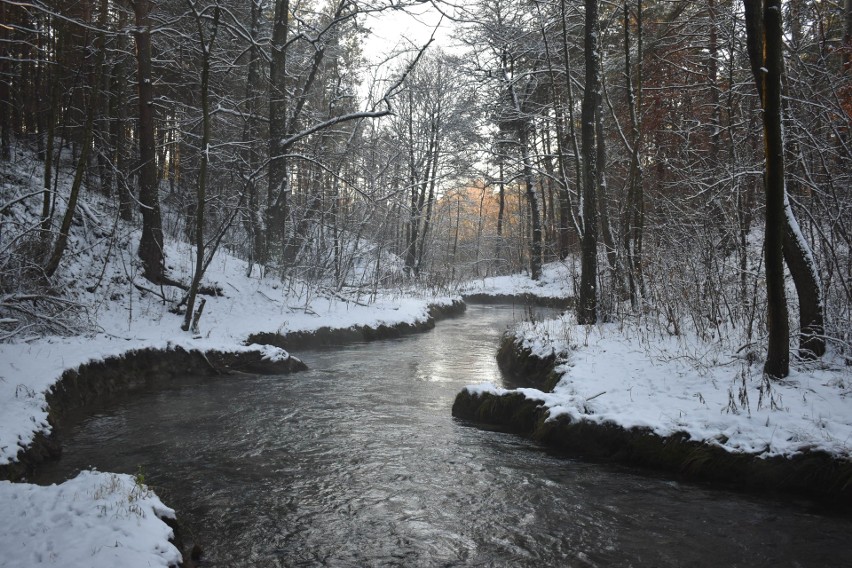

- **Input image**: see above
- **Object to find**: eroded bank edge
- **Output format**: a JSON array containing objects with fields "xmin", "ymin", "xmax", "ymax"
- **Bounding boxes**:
[{"xmin": 454, "ymin": 334, "xmax": 852, "ymax": 505}]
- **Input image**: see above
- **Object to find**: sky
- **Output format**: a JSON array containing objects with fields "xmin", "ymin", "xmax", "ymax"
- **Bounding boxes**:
[{"xmin": 361, "ymin": 1, "xmax": 460, "ymax": 65}]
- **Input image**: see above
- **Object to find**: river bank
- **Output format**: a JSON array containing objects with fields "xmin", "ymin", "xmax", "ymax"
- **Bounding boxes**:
[{"xmin": 454, "ymin": 320, "xmax": 852, "ymax": 505}]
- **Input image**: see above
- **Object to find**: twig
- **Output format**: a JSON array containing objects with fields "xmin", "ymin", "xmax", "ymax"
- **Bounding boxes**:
[{"xmin": 132, "ymin": 281, "xmax": 168, "ymax": 301}]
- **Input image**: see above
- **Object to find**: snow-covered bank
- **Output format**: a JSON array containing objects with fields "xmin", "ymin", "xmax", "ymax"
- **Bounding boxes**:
[
  {"xmin": 0, "ymin": 470, "xmax": 181, "ymax": 567},
  {"xmin": 460, "ymin": 261, "xmax": 574, "ymax": 305},
  {"xmin": 455, "ymin": 312, "xmax": 852, "ymax": 500}
]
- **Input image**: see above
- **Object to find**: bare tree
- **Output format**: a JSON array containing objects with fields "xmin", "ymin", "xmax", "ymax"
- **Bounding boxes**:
[
  {"xmin": 744, "ymin": 0, "xmax": 789, "ymax": 377},
  {"xmin": 577, "ymin": 0, "xmax": 600, "ymax": 324}
]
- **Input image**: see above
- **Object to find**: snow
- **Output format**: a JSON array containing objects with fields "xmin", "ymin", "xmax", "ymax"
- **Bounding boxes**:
[
  {"xmin": 464, "ymin": 313, "xmax": 852, "ymax": 459},
  {"xmin": 0, "ymin": 470, "xmax": 181, "ymax": 567},
  {"xmin": 459, "ymin": 261, "xmax": 575, "ymax": 299}
]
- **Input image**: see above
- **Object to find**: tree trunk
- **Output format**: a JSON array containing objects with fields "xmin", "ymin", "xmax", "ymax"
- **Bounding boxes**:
[
  {"xmin": 243, "ymin": 0, "xmax": 264, "ymax": 275},
  {"xmin": 496, "ymin": 157, "xmax": 505, "ymax": 269},
  {"xmin": 519, "ymin": 124, "xmax": 543, "ymax": 281},
  {"xmin": 561, "ymin": 0, "xmax": 584, "ymax": 238},
  {"xmin": 41, "ymin": 66, "xmax": 59, "ymax": 233},
  {"xmin": 0, "ymin": 1, "xmax": 10, "ymax": 160},
  {"xmin": 845, "ymin": 0, "xmax": 852, "ymax": 72},
  {"xmin": 417, "ymin": 126, "xmax": 440, "ymax": 271},
  {"xmin": 745, "ymin": 0, "xmax": 789, "ymax": 378},
  {"xmin": 595, "ymin": 75, "xmax": 621, "ymax": 295},
  {"xmin": 267, "ymin": 0, "xmax": 291, "ymax": 267},
  {"xmin": 746, "ymin": 0, "xmax": 825, "ymax": 367},
  {"xmin": 133, "ymin": 0, "xmax": 166, "ymax": 283},
  {"xmin": 623, "ymin": 0, "xmax": 645, "ymax": 304},
  {"xmin": 783, "ymin": 200, "xmax": 825, "ymax": 358},
  {"xmin": 578, "ymin": 0, "xmax": 600, "ymax": 324},
  {"xmin": 183, "ymin": 3, "xmax": 219, "ymax": 332},
  {"xmin": 501, "ymin": 50, "xmax": 542, "ymax": 281},
  {"xmin": 109, "ymin": 11, "xmax": 133, "ymax": 223}
]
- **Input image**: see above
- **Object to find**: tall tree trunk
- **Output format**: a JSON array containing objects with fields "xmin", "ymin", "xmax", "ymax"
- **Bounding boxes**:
[
  {"xmin": 536, "ymin": 0, "xmax": 580, "ymax": 259},
  {"xmin": 0, "ymin": 1, "xmax": 10, "ymax": 160},
  {"xmin": 746, "ymin": 0, "xmax": 825, "ymax": 365},
  {"xmin": 243, "ymin": 0, "xmax": 264, "ymax": 275},
  {"xmin": 133, "ymin": 0, "xmax": 166, "ymax": 283},
  {"xmin": 846, "ymin": 0, "xmax": 852, "ymax": 72},
  {"xmin": 267, "ymin": 0, "xmax": 291, "ymax": 267},
  {"xmin": 623, "ymin": 0, "xmax": 645, "ymax": 304},
  {"xmin": 520, "ymin": 124, "xmax": 543, "ymax": 281},
  {"xmin": 182, "ymin": 3, "xmax": 219, "ymax": 332},
  {"xmin": 578, "ymin": 0, "xmax": 600, "ymax": 324},
  {"xmin": 417, "ymin": 126, "xmax": 441, "ymax": 271},
  {"xmin": 781, "ymin": 1, "xmax": 827, "ymax": 360},
  {"xmin": 595, "ymin": 75, "xmax": 621, "ymax": 295},
  {"xmin": 502, "ymin": 53, "xmax": 542, "ymax": 280},
  {"xmin": 496, "ymin": 156, "xmax": 505, "ymax": 269},
  {"xmin": 41, "ymin": 61, "xmax": 60, "ymax": 233},
  {"xmin": 109, "ymin": 11, "xmax": 133, "ymax": 223},
  {"xmin": 561, "ymin": 0, "xmax": 584, "ymax": 237},
  {"xmin": 745, "ymin": 0, "xmax": 789, "ymax": 378}
]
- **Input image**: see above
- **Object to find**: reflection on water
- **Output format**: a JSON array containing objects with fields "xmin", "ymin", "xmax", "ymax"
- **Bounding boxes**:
[{"xmin": 34, "ymin": 304, "xmax": 852, "ymax": 567}]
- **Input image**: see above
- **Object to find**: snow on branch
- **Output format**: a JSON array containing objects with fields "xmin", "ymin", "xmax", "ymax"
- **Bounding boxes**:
[{"xmin": 278, "ymin": 21, "xmax": 439, "ymax": 151}]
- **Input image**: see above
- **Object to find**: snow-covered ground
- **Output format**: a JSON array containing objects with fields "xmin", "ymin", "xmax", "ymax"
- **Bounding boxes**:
[
  {"xmin": 459, "ymin": 261, "xmax": 575, "ymax": 299},
  {"xmin": 0, "ymin": 470, "xmax": 181, "ymax": 567},
  {"xmin": 465, "ymin": 313, "xmax": 852, "ymax": 460}
]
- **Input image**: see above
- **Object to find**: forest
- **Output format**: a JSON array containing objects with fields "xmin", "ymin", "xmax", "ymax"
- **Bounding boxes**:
[{"xmin": 1, "ymin": 0, "xmax": 851, "ymax": 378}]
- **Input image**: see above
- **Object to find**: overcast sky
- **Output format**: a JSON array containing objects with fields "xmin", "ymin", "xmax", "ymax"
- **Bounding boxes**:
[{"xmin": 361, "ymin": 2, "xmax": 459, "ymax": 64}]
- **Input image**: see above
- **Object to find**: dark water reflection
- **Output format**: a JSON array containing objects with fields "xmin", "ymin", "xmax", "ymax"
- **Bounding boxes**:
[{"xmin": 34, "ymin": 305, "xmax": 852, "ymax": 567}]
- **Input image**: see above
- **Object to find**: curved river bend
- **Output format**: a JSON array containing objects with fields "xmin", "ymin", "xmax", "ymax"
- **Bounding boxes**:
[{"xmin": 35, "ymin": 305, "xmax": 852, "ymax": 567}]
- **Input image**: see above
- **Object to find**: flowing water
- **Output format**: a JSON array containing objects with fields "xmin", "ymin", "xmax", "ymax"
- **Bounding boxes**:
[{"xmin": 34, "ymin": 304, "xmax": 852, "ymax": 567}]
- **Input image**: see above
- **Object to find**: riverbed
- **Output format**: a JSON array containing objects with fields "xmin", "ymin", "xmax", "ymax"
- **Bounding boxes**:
[{"xmin": 34, "ymin": 304, "xmax": 852, "ymax": 567}]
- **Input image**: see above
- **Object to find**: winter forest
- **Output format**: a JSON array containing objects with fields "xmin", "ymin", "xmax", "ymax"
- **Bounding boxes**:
[
  {"xmin": 2, "ymin": 0, "xmax": 852, "ymax": 564},
  {"xmin": 3, "ymin": 0, "xmax": 851, "ymax": 375}
]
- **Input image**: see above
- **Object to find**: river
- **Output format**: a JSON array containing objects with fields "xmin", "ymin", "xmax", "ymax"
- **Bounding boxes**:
[{"xmin": 34, "ymin": 304, "xmax": 852, "ymax": 567}]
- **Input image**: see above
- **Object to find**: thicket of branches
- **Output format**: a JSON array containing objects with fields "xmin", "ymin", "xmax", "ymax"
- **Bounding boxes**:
[{"xmin": 0, "ymin": 0, "xmax": 850, "ymax": 372}]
